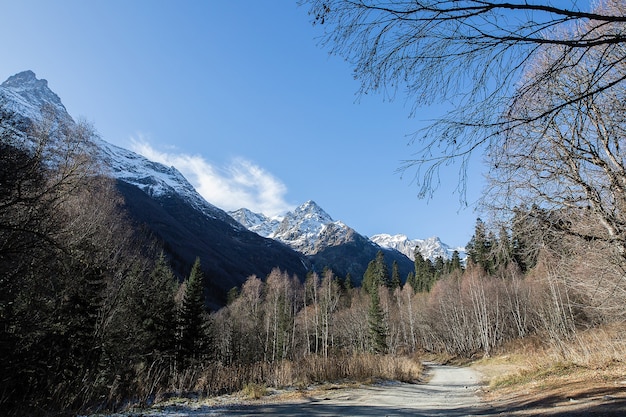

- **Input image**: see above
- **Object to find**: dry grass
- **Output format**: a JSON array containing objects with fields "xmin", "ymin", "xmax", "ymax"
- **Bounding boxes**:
[
  {"xmin": 150, "ymin": 353, "xmax": 424, "ymax": 402},
  {"xmin": 473, "ymin": 325, "xmax": 626, "ymax": 415},
  {"xmin": 291, "ymin": 353, "xmax": 424, "ymax": 386},
  {"xmin": 240, "ymin": 382, "xmax": 269, "ymax": 400}
]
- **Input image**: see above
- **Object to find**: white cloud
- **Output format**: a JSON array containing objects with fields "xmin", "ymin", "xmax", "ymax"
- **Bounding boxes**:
[{"xmin": 130, "ymin": 137, "xmax": 294, "ymax": 216}]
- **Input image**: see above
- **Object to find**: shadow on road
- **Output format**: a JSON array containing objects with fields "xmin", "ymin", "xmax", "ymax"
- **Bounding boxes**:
[{"xmin": 214, "ymin": 400, "xmax": 496, "ymax": 417}]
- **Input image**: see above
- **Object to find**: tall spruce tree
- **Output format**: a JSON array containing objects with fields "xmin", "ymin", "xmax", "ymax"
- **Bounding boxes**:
[
  {"xmin": 450, "ymin": 250, "xmax": 462, "ymax": 272},
  {"xmin": 413, "ymin": 251, "xmax": 435, "ymax": 292},
  {"xmin": 433, "ymin": 256, "xmax": 445, "ymax": 278},
  {"xmin": 390, "ymin": 260, "xmax": 401, "ymax": 290},
  {"xmin": 343, "ymin": 273, "xmax": 353, "ymax": 290},
  {"xmin": 466, "ymin": 218, "xmax": 495, "ymax": 274},
  {"xmin": 367, "ymin": 285, "xmax": 388, "ymax": 353},
  {"xmin": 362, "ymin": 250, "xmax": 390, "ymax": 293},
  {"xmin": 405, "ymin": 271, "xmax": 416, "ymax": 292},
  {"xmin": 146, "ymin": 252, "xmax": 178, "ymax": 358},
  {"xmin": 177, "ymin": 257, "xmax": 206, "ymax": 366}
]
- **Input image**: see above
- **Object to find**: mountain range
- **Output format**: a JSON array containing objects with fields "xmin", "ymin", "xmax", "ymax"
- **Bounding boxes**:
[
  {"xmin": 229, "ymin": 202, "xmax": 416, "ymax": 282},
  {"xmin": 0, "ymin": 71, "xmax": 308, "ymax": 306},
  {"xmin": 370, "ymin": 234, "xmax": 467, "ymax": 262},
  {"xmin": 0, "ymin": 70, "xmax": 464, "ymax": 306},
  {"xmin": 229, "ymin": 203, "xmax": 466, "ymax": 263}
]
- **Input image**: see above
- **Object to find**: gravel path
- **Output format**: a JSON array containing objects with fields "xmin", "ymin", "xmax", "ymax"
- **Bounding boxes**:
[{"xmin": 208, "ymin": 363, "xmax": 489, "ymax": 416}]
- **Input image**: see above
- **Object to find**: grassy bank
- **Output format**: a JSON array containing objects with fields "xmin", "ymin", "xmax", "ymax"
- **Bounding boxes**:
[{"xmin": 472, "ymin": 325, "xmax": 626, "ymax": 415}]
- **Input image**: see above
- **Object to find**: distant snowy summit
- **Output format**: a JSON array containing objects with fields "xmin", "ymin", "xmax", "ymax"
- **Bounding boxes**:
[
  {"xmin": 230, "ymin": 200, "xmax": 353, "ymax": 255},
  {"xmin": 370, "ymin": 234, "xmax": 466, "ymax": 262},
  {"xmin": 228, "ymin": 208, "xmax": 281, "ymax": 237},
  {"xmin": 231, "ymin": 202, "xmax": 464, "ymax": 262},
  {"xmin": 0, "ymin": 70, "xmax": 66, "ymax": 119}
]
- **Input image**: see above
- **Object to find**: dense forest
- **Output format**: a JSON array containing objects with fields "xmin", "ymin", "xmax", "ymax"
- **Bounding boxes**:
[{"xmin": 2, "ymin": 110, "xmax": 626, "ymax": 416}]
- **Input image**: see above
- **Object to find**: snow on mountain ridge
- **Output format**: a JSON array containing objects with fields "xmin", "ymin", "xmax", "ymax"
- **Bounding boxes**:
[
  {"xmin": 272, "ymin": 200, "xmax": 342, "ymax": 255},
  {"xmin": 0, "ymin": 71, "xmax": 67, "ymax": 123},
  {"xmin": 96, "ymin": 138, "xmax": 237, "ymax": 224},
  {"xmin": 0, "ymin": 70, "xmax": 239, "ymax": 228},
  {"xmin": 230, "ymin": 201, "xmax": 355, "ymax": 256},
  {"xmin": 230, "ymin": 202, "xmax": 461, "ymax": 262},
  {"xmin": 229, "ymin": 208, "xmax": 282, "ymax": 237},
  {"xmin": 370, "ymin": 233, "xmax": 466, "ymax": 262}
]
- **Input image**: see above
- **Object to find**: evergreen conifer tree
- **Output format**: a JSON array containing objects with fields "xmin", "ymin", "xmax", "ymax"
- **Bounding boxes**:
[
  {"xmin": 177, "ymin": 257, "xmax": 206, "ymax": 366},
  {"xmin": 413, "ymin": 251, "xmax": 435, "ymax": 292},
  {"xmin": 467, "ymin": 218, "xmax": 495, "ymax": 274},
  {"xmin": 147, "ymin": 252, "xmax": 178, "ymax": 358},
  {"xmin": 227, "ymin": 286, "xmax": 240, "ymax": 305},
  {"xmin": 433, "ymin": 256, "xmax": 445, "ymax": 278},
  {"xmin": 367, "ymin": 285, "xmax": 388, "ymax": 353},
  {"xmin": 376, "ymin": 251, "xmax": 390, "ymax": 288},
  {"xmin": 390, "ymin": 260, "xmax": 401, "ymax": 290},
  {"xmin": 343, "ymin": 273, "xmax": 353, "ymax": 290},
  {"xmin": 362, "ymin": 250, "xmax": 391, "ymax": 293},
  {"xmin": 450, "ymin": 250, "xmax": 463, "ymax": 271}
]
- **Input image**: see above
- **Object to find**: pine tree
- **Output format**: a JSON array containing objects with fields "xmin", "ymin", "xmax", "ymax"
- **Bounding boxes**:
[
  {"xmin": 405, "ymin": 271, "xmax": 416, "ymax": 292},
  {"xmin": 377, "ymin": 251, "xmax": 390, "ymax": 287},
  {"xmin": 362, "ymin": 250, "xmax": 391, "ymax": 293},
  {"xmin": 146, "ymin": 252, "xmax": 178, "ymax": 358},
  {"xmin": 413, "ymin": 251, "xmax": 435, "ymax": 292},
  {"xmin": 450, "ymin": 250, "xmax": 462, "ymax": 271},
  {"xmin": 367, "ymin": 285, "xmax": 388, "ymax": 353},
  {"xmin": 343, "ymin": 273, "xmax": 353, "ymax": 290},
  {"xmin": 362, "ymin": 259, "xmax": 377, "ymax": 294},
  {"xmin": 511, "ymin": 209, "xmax": 537, "ymax": 273},
  {"xmin": 466, "ymin": 218, "xmax": 495, "ymax": 274},
  {"xmin": 227, "ymin": 286, "xmax": 240, "ymax": 305},
  {"xmin": 390, "ymin": 260, "xmax": 401, "ymax": 289},
  {"xmin": 177, "ymin": 257, "xmax": 206, "ymax": 366},
  {"xmin": 433, "ymin": 256, "xmax": 445, "ymax": 278},
  {"xmin": 424, "ymin": 258, "xmax": 436, "ymax": 291}
]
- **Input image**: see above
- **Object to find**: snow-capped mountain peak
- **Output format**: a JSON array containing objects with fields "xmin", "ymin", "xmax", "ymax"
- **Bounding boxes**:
[
  {"xmin": 370, "ymin": 233, "xmax": 466, "ymax": 262},
  {"xmin": 293, "ymin": 200, "xmax": 333, "ymax": 222},
  {"xmin": 229, "ymin": 207, "xmax": 281, "ymax": 237},
  {"xmin": 0, "ymin": 70, "xmax": 239, "ymax": 228},
  {"xmin": 2, "ymin": 70, "xmax": 58, "ymax": 98},
  {"xmin": 231, "ymin": 201, "xmax": 464, "ymax": 263},
  {"xmin": 271, "ymin": 200, "xmax": 341, "ymax": 254},
  {"xmin": 0, "ymin": 70, "xmax": 67, "ymax": 121},
  {"xmin": 230, "ymin": 200, "xmax": 351, "ymax": 255}
]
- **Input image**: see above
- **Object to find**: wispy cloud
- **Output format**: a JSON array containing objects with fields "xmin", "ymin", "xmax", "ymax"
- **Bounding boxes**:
[{"xmin": 130, "ymin": 137, "xmax": 293, "ymax": 216}]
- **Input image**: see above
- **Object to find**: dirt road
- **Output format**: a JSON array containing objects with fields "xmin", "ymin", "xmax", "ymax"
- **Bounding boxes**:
[{"xmin": 210, "ymin": 363, "xmax": 489, "ymax": 416}]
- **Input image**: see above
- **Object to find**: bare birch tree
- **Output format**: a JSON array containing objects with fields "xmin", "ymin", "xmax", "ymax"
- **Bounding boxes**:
[
  {"xmin": 487, "ymin": 0, "xmax": 626, "ymax": 258},
  {"xmin": 304, "ymin": 0, "xmax": 626, "ymax": 200}
]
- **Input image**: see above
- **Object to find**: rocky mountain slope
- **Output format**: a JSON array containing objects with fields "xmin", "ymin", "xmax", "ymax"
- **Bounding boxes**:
[
  {"xmin": 231, "ymin": 202, "xmax": 464, "ymax": 267},
  {"xmin": 1, "ymin": 70, "xmax": 462, "ymax": 296},
  {"xmin": 0, "ymin": 70, "xmax": 310, "ymax": 306},
  {"xmin": 231, "ymin": 202, "xmax": 414, "ymax": 283}
]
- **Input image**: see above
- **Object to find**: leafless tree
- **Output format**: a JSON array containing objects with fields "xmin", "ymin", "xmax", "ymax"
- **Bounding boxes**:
[
  {"xmin": 487, "ymin": 0, "xmax": 626, "ymax": 258},
  {"xmin": 332, "ymin": 289, "xmax": 370, "ymax": 353},
  {"xmin": 393, "ymin": 285, "xmax": 417, "ymax": 352},
  {"xmin": 302, "ymin": 272, "xmax": 321, "ymax": 355},
  {"xmin": 304, "ymin": 0, "xmax": 626, "ymax": 200},
  {"xmin": 319, "ymin": 269, "xmax": 341, "ymax": 357},
  {"xmin": 226, "ymin": 275, "xmax": 265, "ymax": 363}
]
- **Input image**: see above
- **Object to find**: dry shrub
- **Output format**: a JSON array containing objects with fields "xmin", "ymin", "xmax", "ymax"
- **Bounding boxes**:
[
  {"xmin": 240, "ymin": 383, "xmax": 269, "ymax": 399},
  {"xmin": 158, "ymin": 353, "xmax": 424, "ymax": 400},
  {"xmin": 487, "ymin": 323, "xmax": 626, "ymax": 391},
  {"xmin": 284, "ymin": 354, "xmax": 423, "ymax": 386},
  {"xmin": 557, "ymin": 324, "xmax": 626, "ymax": 367}
]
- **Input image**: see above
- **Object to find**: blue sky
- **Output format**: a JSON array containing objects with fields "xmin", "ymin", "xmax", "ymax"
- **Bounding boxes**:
[{"xmin": 1, "ymin": 0, "xmax": 484, "ymax": 247}]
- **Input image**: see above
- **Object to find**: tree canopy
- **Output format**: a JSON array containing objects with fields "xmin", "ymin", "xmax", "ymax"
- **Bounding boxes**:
[{"xmin": 304, "ymin": 0, "xmax": 626, "ymax": 201}]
